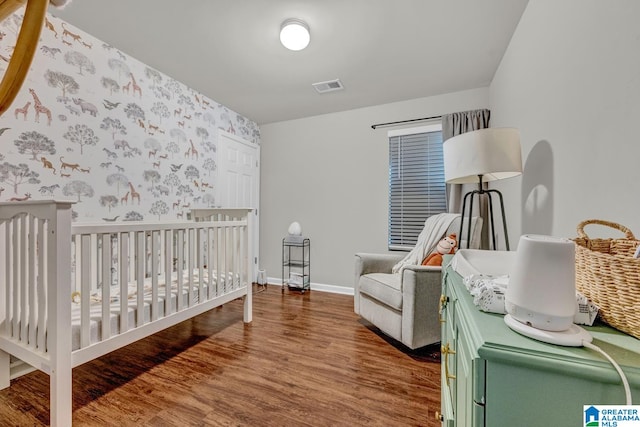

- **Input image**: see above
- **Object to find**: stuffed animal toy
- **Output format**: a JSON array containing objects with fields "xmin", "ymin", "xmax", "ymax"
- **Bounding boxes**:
[{"xmin": 422, "ymin": 233, "xmax": 457, "ymax": 266}]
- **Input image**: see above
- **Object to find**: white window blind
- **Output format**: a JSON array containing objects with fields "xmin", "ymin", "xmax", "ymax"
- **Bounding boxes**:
[{"xmin": 388, "ymin": 127, "xmax": 446, "ymax": 250}]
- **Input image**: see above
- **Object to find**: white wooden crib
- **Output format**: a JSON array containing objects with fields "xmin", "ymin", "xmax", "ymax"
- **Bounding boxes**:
[{"xmin": 0, "ymin": 201, "xmax": 253, "ymax": 426}]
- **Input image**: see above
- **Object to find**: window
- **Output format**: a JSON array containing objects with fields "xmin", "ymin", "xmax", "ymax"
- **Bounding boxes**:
[{"xmin": 388, "ymin": 124, "xmax": 446, "ymax": 251}]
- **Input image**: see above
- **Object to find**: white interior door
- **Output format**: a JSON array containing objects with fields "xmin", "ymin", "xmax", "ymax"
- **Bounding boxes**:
[{"xmin": 217, "ymin": 130, "xmax": 260, "ymax": 279}]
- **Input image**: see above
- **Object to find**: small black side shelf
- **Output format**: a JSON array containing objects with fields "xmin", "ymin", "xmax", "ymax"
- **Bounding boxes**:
[{"xmin": 282, "ymin": 237, "xmax": 310, "ymax": 293}]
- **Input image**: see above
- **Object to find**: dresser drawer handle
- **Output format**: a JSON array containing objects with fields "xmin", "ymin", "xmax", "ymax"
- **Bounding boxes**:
[
  {"xmin": 442, "ymin": 342, "xmax": 456, "ymax": 387},
  {"xmin": 439, "ymin": 295, "xmax": 449, "ymax": 323}
]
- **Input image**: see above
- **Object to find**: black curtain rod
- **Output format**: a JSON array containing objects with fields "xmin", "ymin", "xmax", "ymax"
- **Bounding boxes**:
[{"xmin": 371, "ymin": 114, "xmax": 442, "ymax": 129}]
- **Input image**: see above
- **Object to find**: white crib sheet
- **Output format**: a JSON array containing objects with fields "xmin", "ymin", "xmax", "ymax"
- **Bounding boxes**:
[{"xmin": 70, "ymin": 270, "xmax": 238, "ymax": 351}]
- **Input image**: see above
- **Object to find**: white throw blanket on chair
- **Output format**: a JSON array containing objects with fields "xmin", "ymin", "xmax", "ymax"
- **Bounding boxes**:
[{"xmin": 392, "ymin": 213, "xmax": 460, "ymax": 273}]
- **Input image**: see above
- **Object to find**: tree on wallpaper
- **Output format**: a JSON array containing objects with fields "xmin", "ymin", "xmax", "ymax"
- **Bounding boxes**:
[
  {"xmin": 163, "ymin": 173, "xmax": 180, "ymax": 192},
  {"xmin": 63, "ymin": 124, "xmax": 99, "ymax": 154},
  {"xmin": 143, "ymin": 170, "xmax": 161, "ymax": 190},
  {"xmin": 145, "ymin": 67, "xmax": 162, "ymax": 87},
  {"xmin": 184, "ymin": 165, "xmax": 199, "ymax": 181},
  {"xmin": 100, "ymin": 117, "xmax": 127, "ymax": 139},
  {"xmin": 64, "ymin": 51, "xmax": 95, "ymax": 76},
  {"xmin": 101, "ymin": 77, "xmax": 120, "ymax": 95},
  {"xmin": 123, "ymin": 211, "xmax": 143, "ymax": 221},
  {"xmin": 202, "ymin": 158, "xmax": 216, "ymax": 176},
  {"xmin": 176, "ymin": 184, "xmax": 193, "ymax": 197},
  {"xmin": 45, "ymin": 69, "xmax": 79, "ymax": 100},
  {"xmin": 0, "ymin": 162, "xmax": 40, "ymax": 194},
  {"xmin": 149, "ymin": 200, "xmax": 169, "ymax": 220},
  {"xmin": 14, "ymin": 131, "xmax": 56, "ymax": 161},
  {"xmin": 170, "ymin": 128, "xmax": 186, "ymax": 144},
  {"xmin": 63, "ymin": 180, "xmax": 94, "ymax": 202},
  {"xmin": 107, "ymin": 58, "xmax": 130, "ymax": 83},
  {"xmin": 100, "ymin": 195, "xmax": 118, "ymax": 211},
  {"xmin": 106, "ymin": 173, "xmax": 128, "ymax": 195},
  {"xmin": 151, "ymin": 102, "xmax": 170, "ymax": 123},
  {"xmin": 165, "ymin": 141, "xmax": 180, "ymax": 158},
  {"xmin": 196, "ymin": 127, "xmax": 209, "ymax": 143}
]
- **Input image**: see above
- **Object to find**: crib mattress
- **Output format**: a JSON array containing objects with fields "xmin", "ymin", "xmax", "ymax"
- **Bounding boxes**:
[{"xmin": 70, "ymin": 270, "xmax": 237, "ymax": 351}]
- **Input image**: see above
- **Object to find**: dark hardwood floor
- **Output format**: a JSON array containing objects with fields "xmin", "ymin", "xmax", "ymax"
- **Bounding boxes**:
[{"xmin": 0, "ymin": 285, "xmax": 441, "ymax": 426}]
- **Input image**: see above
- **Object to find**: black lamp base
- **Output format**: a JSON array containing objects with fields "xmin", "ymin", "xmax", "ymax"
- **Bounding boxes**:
[{"xmin": 459, "ymin": 176, "xmax": 510, "ymax": 251}]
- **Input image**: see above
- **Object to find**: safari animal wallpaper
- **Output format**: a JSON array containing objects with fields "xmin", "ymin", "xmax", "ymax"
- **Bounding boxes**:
[{"xmin": 0, "ymin": 10, "xmax": 260, "ymax": 222}]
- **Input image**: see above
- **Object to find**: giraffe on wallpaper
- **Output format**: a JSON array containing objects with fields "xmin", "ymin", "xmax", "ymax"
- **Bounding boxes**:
[
  {"xmin": 189, "ymin": 139, "xmax": 199, "ymax": 160},
  {"xmin": 29, "ymin": 89, "xmax": 52, "ymax": 126},
  {"xmin": 14, "ymin": 101, "xmax": 30, "ymax": 120},
  {"xmin": 128, "ymin": 182, "xmax": 140, "ymax": 204},
  {"xmin": 130, "ymin": 73, "xmax": 142, "ymax": 98}
]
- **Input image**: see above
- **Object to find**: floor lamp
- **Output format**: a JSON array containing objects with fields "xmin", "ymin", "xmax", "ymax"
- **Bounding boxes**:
[{"xmin": 443, "ymin": 128, "xmax": 522, "ymax": 250}]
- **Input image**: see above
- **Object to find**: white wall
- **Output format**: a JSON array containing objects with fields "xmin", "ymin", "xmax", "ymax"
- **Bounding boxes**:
[
  {"xmin": 490, "ymin": 0, "xmax": 640, "ymax": 243},
  {"xmin": 260, "ymin": 88, "xmax": 488, "ymax": 290}
]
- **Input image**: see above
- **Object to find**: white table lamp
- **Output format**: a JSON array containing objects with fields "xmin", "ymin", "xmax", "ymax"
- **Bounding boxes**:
[{"xmin": 443, "ymin": 127, "xmax": 522, "ymax": 250}]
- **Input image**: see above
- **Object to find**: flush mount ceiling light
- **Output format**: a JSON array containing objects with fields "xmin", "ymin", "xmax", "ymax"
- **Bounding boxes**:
[{"xmin": 280, "ymin": 18, "xmax": 310, "ymax": 51}]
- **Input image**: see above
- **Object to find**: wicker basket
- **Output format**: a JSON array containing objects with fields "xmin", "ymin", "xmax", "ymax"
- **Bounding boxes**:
[{"xmin": 574, "ymin": 219, "xmax": 640, "ymax": 339}]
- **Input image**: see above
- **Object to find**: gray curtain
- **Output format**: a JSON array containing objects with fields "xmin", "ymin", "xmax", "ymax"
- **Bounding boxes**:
[
  {"xmin": 441, "ymin": 108, "xmax": 491, "ymax": 248},
  {"xmin": 442, "ymin": 108, "xmax": 490, "ymax": 141}
]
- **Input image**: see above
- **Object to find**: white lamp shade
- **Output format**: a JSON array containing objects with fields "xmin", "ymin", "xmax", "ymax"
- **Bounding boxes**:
[
  {"xmin": 443, "ymin": 127, "xmax": 522, "ymax": 184},
  {"xmin": 280, "ymin": 19, "xmax": 310, "ymax": 51},
  {"xmin": 288, "ymin": 221, "xmax": 302, "ymax": 236},
  {"xmin": 505, "ymin": 235, "xmax": 576, "ymax": 331}
]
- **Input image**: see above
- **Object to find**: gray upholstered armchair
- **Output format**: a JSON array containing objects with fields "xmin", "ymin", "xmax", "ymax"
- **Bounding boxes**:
[{"xmin": 354, "ymin": 216, "xmax": 481, "ymax": 349}]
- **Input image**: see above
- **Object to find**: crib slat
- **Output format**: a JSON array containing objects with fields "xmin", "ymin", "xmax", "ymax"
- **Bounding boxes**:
[
  {"xmin": 238, "ymin": 225, "xmax": 244, "ymax": 291},
  {"xmin": 216, "ymin": 225, "xmax": 223, "ymax": 296},
  {"xmin": 241, "ymin": 224, "xmax": 246, "ymax": 288},
  {"xmin": 120, "ymin": 232, "xmax": 129, "ymax": 333},
  {"xmin": 12, "ymin": 218, "xmax": 19, "ymax": 340},
  {"xmin": 101, "ymin": 233, "xmax": 111, "ymax": 341},
  {"xmin": 223, "ymin": 224, "xmax": 229, "ymax": 294},
  {"xmin": 233, "ymin": 225, "xmax": 239, "ymax": 290},
  {"xmin": 136, "ymin": 231, "xmax": 144, "ymax": 327},
  {"xmin": 176, "ymin": 229, "xmax": 184, "ymax": 311},
  {"xmin": 28, "ymin": 215, "xmax": 36, "ymax": 348},
  {"xmin": 164, "ymin": 230, "xmax": 172, "ymax": 317},
  {"xmin": 78, "ymin": 234, "xmax": 90, "ymax": 347},
  {"xmin": 197, "ymin": 228, "xmax": 204, "ymax": 303},
  {"xmin": 207, "ymin": 227, "xmax": 214, "ymax": 300},
  {"xmin": 187, "ymin": 228, "xmax": 195, "ymax": 307},
  {"xmin": 37, "ymin": 220, "xmax": 46, "ymax": 351},
  {"xmin": 90, "ymin": 234, "xmax": 99, "ymax": 295},
  {"xmin": 151, "ymin": 231, "xmax": 159, "ymax": 322},
  {"xmin": 19, "ymin": 215, "xmax": 28, "ymax": 344},
  {"xmin": 128, "ymin": 234, "xmax": 135, "ymax": 284},
  {"xmin": 76, "ymin": 234, "xmax": 92, "ymax": 347},
  {"xmin": 0, "ymin": 222, "xmax": 8, "ymax": 338},
  {"xmin": 3, "ymin": 220, "xmax": 10, "ymax": 337},
  {"xmin": 73, "ymin": 233, "xmax": 81, "ymax": 310}
]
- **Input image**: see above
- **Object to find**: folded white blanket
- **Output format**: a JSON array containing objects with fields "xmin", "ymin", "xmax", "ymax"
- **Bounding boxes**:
[{"xmin": 392, "ymin": 213, "xmax": 460, "ymax": 273}]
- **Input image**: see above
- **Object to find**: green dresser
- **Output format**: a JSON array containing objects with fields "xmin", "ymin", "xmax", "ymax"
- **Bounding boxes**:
[{"xmin": 439, "ymin": 257, "xmax": 640, "ymax": 426}]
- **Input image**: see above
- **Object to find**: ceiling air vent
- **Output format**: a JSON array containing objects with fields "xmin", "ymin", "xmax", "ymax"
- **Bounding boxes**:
[{"xmin": 312, "ymin": 79, "xmax": 344, "ymax": 94}]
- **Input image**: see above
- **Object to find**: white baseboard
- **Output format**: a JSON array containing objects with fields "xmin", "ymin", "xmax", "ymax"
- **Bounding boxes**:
[{"xmin": 266, "ymin": 277, "xmax": 354, "ymax": 296}]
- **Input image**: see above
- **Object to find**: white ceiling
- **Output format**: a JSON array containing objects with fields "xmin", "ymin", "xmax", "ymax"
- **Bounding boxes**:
[{"xmin": 53, "ymin": 0, "xmax": 529, "ymax": 125}]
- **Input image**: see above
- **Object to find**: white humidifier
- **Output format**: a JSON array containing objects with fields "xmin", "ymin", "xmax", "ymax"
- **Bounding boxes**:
[{"xmin": 504, "ymin": 235, "xmax": 592, "ymax": 347}]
